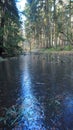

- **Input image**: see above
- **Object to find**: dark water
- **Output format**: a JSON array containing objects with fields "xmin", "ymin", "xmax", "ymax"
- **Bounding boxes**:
[{"xmin": 0, "ymin": 53, "xmax": 73, "ymax": 130}]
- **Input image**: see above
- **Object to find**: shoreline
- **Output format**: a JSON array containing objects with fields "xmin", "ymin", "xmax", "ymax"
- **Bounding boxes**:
[
  {"xmin": 0, "ymin": 50, "xmax": 73, "ymax": 62},
  {"xmin": 30, "ymin": 49, "xmax": 73, "ymax": 54}
]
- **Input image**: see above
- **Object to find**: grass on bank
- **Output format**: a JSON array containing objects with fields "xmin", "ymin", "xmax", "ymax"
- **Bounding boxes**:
[{"xmin": 38, "ymin": 45, "xmax": 73, "ymax": 53}]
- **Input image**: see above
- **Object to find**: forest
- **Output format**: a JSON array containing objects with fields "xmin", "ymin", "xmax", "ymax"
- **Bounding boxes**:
[
  {"xmin": 0, "ymin": 0, "xmax": 24, "ymax": 57},
  {"xmin": 24, "ymin": 0, "xmax": 73, "ymax": 50},
  {"xmin": 0, "ymin": 0, "xmax": 73, "ymax": 56}
]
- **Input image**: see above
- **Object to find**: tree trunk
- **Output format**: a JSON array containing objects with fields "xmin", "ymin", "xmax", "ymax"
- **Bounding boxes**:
[{"xmin": 0, "ymin": 2, "xmax": 5, "ymax": 55}]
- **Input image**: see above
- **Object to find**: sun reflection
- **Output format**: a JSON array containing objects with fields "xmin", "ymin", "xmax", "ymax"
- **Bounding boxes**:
[{"xmin": 21, "ymin": 59, "xmax": 45, "ymax": 130}]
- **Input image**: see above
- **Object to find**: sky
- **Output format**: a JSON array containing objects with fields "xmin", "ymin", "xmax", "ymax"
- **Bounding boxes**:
[
  {"xmin": 16, "ymin": 0, "xmax": 26, "ymax": 12},
  {"xmin": 16, "ymin": 0, "xmax": 26, "ymax": 22}
]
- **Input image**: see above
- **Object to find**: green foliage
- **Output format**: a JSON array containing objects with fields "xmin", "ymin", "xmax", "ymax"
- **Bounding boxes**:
[
  {"xmin": 0, "ymin": 0, "xmax": 23, "ymax": 56},
  {"xmin": 39, "ymin": 45, "xmax": 73, "ymax": 53},
  {"xmin": 24, "ymin": 0, "xmax": 73, "ymax": 50},
  {"xmin": 63, "ymin": 45, "xmax": 73, "ymax": 51}
]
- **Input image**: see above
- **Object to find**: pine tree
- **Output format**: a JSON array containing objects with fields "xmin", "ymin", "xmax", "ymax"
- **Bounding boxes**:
[{"xmin": 0, "ymin": 0, "xmax": 22, "ymax": 56}]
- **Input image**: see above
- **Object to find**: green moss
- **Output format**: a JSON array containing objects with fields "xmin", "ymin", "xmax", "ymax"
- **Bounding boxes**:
[{"xmin": 63, "ymin": 45, "xmax": 73, "ymax": 51}]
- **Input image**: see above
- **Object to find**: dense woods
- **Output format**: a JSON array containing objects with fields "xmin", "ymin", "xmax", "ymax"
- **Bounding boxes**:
[
  {"xmin": 0, "ymin": 0, "xmax": 73, "ymax": 56},
  {"xmin": 24, "ymin": 0, "xmax": 73, "ymax": 50},
  {"xmin": 0, "ymin": 0, "xmax": 23, "ymax": 56}
]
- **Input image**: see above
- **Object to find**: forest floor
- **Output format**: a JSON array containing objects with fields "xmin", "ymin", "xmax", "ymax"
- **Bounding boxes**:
[{"xmin": 31, "ymin": 48, "xmax": 73, "ymax": 54}]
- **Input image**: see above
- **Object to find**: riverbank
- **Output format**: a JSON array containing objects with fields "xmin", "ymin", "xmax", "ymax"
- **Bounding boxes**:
[
  {"xmin": 39, "ymin": 50, "xmax": 73, "ymax": 54},
  {"xmin": 0, "ymin": 57, "xmax": 7, "ymax": 62},
  {"xmin": 31, "ymin": 45, "xmax": 73, "ymax": 53},
  {"xmin": 1, "ymin": 49, "xmax": 73, "ymax": 62},
  {"xmin": 31, "ymin": 48, "xmax": 73, "ymax": 54}
]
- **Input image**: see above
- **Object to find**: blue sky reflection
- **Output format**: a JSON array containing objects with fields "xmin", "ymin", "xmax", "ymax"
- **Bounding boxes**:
[{"xmin": 21, "ymin": 60, "xmax": 45, "ymax": 130}]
